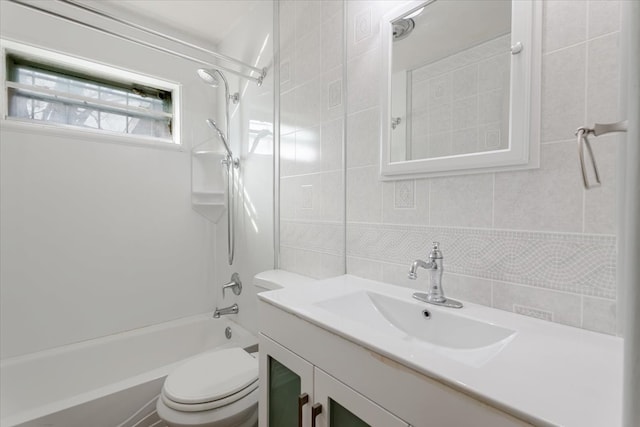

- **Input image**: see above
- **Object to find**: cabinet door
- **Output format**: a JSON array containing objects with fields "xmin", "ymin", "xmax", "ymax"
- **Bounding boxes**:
[
  {"xmin": 259, "ymin": 333, "xmax": 315, "ymax": 427},
  {"xmin": 312, "ymin": 368, "xmax": 409, "ymax": 427}
]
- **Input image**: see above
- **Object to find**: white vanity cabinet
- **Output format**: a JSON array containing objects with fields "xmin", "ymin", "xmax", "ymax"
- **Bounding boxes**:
[
  {"xmin": 258, "ymin": 295, "xmax": 532, "ymax": 427},
  {"xmin": 259, "ymin": 334, "xmax": 409, "ymax": 427}
]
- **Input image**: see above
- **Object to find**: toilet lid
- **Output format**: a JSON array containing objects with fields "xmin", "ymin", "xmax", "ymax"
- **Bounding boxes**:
[{"xmin": 163, "ymin": 348, "xmax": 258, "ymax": 405}]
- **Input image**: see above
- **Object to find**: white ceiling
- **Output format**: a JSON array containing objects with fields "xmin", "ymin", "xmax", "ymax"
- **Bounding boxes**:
[{"xmin": 99, "ymin": 0, "xmax": 265, "ymax": 46}]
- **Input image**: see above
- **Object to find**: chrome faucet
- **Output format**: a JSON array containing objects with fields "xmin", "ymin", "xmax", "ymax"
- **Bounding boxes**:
[
  {"xmin": 408, "ymin": 242, "xmax": 463, "ymax": 309},
  {"xmin": 213, "ymin": 303, "xmax": 239, "ymax": 318}
]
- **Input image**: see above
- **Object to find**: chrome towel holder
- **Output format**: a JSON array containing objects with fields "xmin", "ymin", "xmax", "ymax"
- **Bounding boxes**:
[{"xmin": 575, "ymin": 120, "xmax": 628, "ymax": 189}]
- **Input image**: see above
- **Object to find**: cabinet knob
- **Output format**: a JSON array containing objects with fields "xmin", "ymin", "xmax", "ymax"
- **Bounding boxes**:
[
  {"xmin": 311, "ymin": 403, "xmax": 323, "ymax": 427},
  {"xmin": 511, "ymin": 41, "xmax": 523, "ymax": 54},
  {"xmin": 298, "ymin": 393, "xmax": 309, "ymax": 427}
]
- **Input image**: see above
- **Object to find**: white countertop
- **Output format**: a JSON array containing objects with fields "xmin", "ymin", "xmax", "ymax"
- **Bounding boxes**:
[{"xmin": 258, "ymin": 275, "xmax": 623, "ymax": 427}]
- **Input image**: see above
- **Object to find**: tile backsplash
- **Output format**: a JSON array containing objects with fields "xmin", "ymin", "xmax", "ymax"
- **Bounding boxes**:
[{"xmin": 279, "ymin": 0, "xmax": 621, "ymax": 336}]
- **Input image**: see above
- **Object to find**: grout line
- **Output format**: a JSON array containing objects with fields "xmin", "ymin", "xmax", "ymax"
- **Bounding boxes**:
[
  {"xmin": 343, "ymin": 164, "xmax": 377, "ymax": 172},
  {"xmin": 540, "ymin": 138, "xmax": 577, "ymax": 145},
  {"xmin": 585, "ymin": 0, "xmax": 591, "ymax": 47},
  {"xmin": 342, "ymin": 0, "xmax": 348, "ymax": 273},
  {"xmin": 346, "ymin": 101, "xmax": 382, "ymax": 118},
  {"xmin": 491, "ymin": 173, "xmax": 495, "ymax": 228},
  {"xmin": 543, "ymin": 29, "xmax": 619, "ymax": 57},
  {"xmin": 427, "ymin": 179, "xmax": 431, "ymax": 225},
  {"xmin": 490, "ymin": 280, "xmax": 495, "ymax": 308},
  {"xmin": 343, "ymin": 220, "xmax": 617, "ymax": 238},
  {"xmin": 345, "ymin": 104, "xmax": 379, "ymax": 118}
]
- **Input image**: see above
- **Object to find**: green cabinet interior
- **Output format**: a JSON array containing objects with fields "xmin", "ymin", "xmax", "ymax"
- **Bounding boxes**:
[
  {"xmin": 268, "ymin": 356, "xmax": 301, "ymax": 427},
  {"xmin": 330, "ymin": 399, "xmax": 371, "ymax": 427}
]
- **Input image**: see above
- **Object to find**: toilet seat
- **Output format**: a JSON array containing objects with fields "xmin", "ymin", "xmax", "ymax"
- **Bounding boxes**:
[
  {"xmin": 161, "ymin": 348, "xmax": 258, "ymax": 413},
  {"xmin": 156, "ymin": 386, "xmax": 258, "ymax": 427},
  {"xmin": 162, "ymin": 378, "xmax": 258, "ymax": 412}
]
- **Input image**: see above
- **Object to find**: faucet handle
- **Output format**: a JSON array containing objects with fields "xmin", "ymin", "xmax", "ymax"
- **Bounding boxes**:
[
  {"xmin": 429, "ymin": 242, "xmax": 442, "ymax": 260},
  {"xmin": 222, "ymin": 272, "xmax": 242, "ymax": 298}
]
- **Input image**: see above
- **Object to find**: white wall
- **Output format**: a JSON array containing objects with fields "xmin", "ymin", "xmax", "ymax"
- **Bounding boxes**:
[
  {"xmin": 214, "ymin": 1, "xmax": 275, "ymax": 334},
  {"xmin": 0, "ymin": 1, "xmax": 219, "ymax": 358},
  {"xmin": 280, "ymin": 0, "xmax": 623, "ymax": 335}
]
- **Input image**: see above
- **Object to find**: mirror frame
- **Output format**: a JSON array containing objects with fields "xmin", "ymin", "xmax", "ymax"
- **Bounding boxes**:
[{"xmin": 380, "ymin": 0, "xmax": 542, "ymax": 180}]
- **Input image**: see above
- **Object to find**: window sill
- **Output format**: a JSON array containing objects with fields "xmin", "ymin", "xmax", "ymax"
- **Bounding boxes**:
[{"xmin": 0, "ymin": 117, "xmax": 184, "ymax": 152}]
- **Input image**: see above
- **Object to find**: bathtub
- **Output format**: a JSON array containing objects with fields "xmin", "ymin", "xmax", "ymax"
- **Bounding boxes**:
[{"xmin": 0, "ymin": 314, "xmax": 257, "ymax": 427}]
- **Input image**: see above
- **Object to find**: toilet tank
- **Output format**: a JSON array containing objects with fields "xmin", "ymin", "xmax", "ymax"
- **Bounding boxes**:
[{"xmin": 253, "ymin": 270, "xmax": 316, "ymax": 292}]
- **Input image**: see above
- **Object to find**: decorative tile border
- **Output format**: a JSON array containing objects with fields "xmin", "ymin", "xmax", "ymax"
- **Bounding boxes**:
[
  {"xmin": 347, "ymin": 223, "xmax": 616, "ymax": 299},
  {"xmin": 513, "ymin": 304, "xmax": 554, "ymax": 322}
]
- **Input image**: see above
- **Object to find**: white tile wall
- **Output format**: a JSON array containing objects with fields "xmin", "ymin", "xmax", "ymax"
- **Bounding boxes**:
[
  {"xmin": 382, "ymin": 179, "xmax": 430, "ymax": 225},
  {"xmin": 430, "ymin": 174, "xmax": 493, "ymax": 228},
  {"xmin": 280, "ymin": 0, "xmax": 345, "ymax": 279},
  {"xmin": 346, "ymin": 166, "xmax": 383, "ymax": 223},
  {"xmin": 322, "ymin": 67, "xmax": 344, "ymax": 123},
  {"xmin": 346, "ymin": 47, "xmax": 381, "ymax": 114},
  {"xmin": 346, "ymin": 106, "xmax": 380, "ymax": 167},
  {"xmin": 542, "ymin": 0, "xmax": 587, "ymax": 53},
  {"xmin": 321, "ymin": 118, "xmax": 343, "ymax": 172},
  {"xmin": 541, "ymin": 44, "xmax": 586, "ymax": 142},
  {"xmin": 493, "ymin": 141, "xmax": 584, "ymax": 232},
  {"xmin": 280, "ymin": 0, "xmax": 622, "ymax": 334}
]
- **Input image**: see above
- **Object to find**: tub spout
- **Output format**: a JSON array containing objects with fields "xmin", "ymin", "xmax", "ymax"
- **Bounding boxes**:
[{"xmin": 213, "ymin": 303, "xmax": 239, "ymax": 318}]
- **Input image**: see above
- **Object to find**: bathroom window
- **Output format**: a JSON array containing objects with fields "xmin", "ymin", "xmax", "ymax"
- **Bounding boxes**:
[{"xmin": 3, "ymin": 41, "xmax": 179, "ymax": 145}]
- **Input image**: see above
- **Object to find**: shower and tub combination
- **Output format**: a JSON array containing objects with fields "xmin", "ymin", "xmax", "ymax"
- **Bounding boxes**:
[
  {"xmin": 195, "ymin": 64, "xmax": 268, "ymax": 268},
  {"xmin": 0, "ymin": 315, "xmax": 258, "ymax": 427},
  {"xmin": 197, "ymin": 67, "xmax": 240, "ymax": 267},
  {"xmin": 0, "ymin": 1, "xmax": 272, "ymax": 427}
]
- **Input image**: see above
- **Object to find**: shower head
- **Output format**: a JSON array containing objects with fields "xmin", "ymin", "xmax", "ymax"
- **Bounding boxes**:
[
  {"xmin": 197, "ymin": 68, "xmax": 222, "ymax": 87},
  {"xmin": 392, "ymin": 18, "xmax": 415, "ymax": 41},
  {"xmin": 206, "ymin": 118, "xmax": 233, "ymax": 158},
  {"xmin": 197, "ymin": 68, "xmax": 239, "ymax": 103}
]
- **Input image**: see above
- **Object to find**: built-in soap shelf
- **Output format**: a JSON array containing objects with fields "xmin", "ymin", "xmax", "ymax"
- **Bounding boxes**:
[
  {"xmin": 191, "ymin": 140, "xmax": 226, "ymax": 223},
  {"xmin": 192, "ymin": 190, "xmax": 225, "ymax": 222},
  {"xmin": 192, "ymin": 149, "xmax": 221, "ymax": 157}
]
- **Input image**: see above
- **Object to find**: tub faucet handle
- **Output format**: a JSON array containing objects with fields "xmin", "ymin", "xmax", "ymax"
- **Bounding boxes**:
[{"xmin": 222, "ymin": 272, "xmax": 242, "ymax": 298}]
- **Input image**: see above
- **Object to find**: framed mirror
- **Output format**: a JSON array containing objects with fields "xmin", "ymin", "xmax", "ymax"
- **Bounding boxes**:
[{"xmin": 380, "ymin": 0, "xmax": 541, "ymax": 180}]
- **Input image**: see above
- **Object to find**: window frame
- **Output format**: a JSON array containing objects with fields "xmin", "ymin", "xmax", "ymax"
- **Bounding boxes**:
[{"xmin": 1, "ymin": 39, "xmax": 182, "ymax": 148}]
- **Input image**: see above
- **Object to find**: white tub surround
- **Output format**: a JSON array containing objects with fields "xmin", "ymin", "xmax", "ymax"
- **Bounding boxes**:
[
  {"xmin": 0, "ymin": 314, "xmax": 257, "ymax": 427},
  {"xmin": 258, "ymin": 275, "xmax": 622, "ymax": 427}
]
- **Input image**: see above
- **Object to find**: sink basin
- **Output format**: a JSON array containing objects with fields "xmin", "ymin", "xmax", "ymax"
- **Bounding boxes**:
[{"xmin": 315, "ymin": 291, "xmax": 516, "ymax": 360}]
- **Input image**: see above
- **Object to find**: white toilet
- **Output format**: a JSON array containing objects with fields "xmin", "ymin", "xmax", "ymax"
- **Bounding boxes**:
[{"xmin": 156, "ymin": 270, "xmax": 314, "ymax": 427}]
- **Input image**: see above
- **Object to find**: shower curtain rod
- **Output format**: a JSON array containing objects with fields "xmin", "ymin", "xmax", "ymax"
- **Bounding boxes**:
[{"xmin": 8, "ymin": 0, "xmax": 268, "ymax": 86}]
